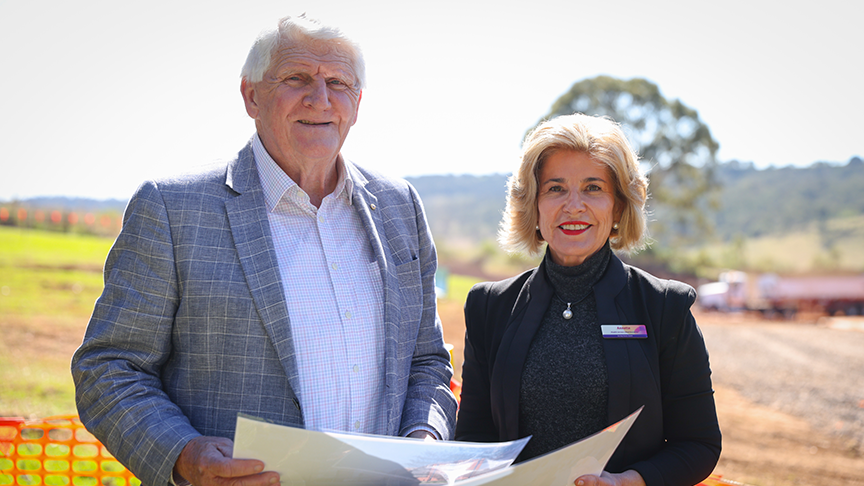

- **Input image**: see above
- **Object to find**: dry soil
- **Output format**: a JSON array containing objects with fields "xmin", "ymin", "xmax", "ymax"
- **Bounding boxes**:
[
  {"xmin": 4, "ymin": 302, "xmax": 863, "ymax": 485},
  {"xmin": 439, "ymin": 300, "xmax": 864, "ymax": 486}
]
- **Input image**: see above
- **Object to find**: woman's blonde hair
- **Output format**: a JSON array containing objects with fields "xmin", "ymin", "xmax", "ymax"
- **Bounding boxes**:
[{"xmin": 499, "ymin": 113, "xmax": 649, "ymax": 256}]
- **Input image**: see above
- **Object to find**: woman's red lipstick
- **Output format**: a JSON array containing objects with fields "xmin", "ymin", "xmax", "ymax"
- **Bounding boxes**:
[{"xmin": 559, "ymin": 221, "xmax": 590, "ymax": 235}]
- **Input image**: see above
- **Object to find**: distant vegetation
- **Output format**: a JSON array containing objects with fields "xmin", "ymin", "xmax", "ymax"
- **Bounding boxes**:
[
  {"xmin": 711, "ymin": 158, "xmax": 864, "ymax": 239},
  {"xmin": 2, "ymin": 157, "xmax": 861, "ymax": 279},
  {"xmin": 407, "ymin": 157, "xmax": 864, "ymax": 278},
  {"xmin": 0, "ymin": 197, "xmax": 125, "ymax": 237}
]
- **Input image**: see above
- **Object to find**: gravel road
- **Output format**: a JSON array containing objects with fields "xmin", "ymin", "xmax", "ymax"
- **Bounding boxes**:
[{"xmin": 698, "ymin": 314, "xmax": 864, "ymax": 449}]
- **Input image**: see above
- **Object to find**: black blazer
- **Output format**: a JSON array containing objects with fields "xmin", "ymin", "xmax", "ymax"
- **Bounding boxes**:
[{"xmin": 455, "ymin": 254, "xmax": 721, "ymax": 486}]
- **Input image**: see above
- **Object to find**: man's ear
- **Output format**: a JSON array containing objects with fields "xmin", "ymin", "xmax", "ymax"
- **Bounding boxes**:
[{"xmin": 240, "ymin": 78, "xmax": 259, "ymax": 119}]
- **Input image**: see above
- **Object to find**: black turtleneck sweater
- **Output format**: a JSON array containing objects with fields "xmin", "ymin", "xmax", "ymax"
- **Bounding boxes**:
[{"xmin": 517, "ymin": 242, "xmax": 611, "ymax": 461}]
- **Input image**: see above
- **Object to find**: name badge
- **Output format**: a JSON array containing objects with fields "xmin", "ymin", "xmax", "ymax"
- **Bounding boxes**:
[{"xmin": 601, "ymin": 325, "xmax": 648, "ymax": 339}]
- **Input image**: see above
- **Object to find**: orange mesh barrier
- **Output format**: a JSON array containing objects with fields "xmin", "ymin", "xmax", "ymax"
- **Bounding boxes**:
[
  {"xmin": 1, "ymin": 415, "xmax": 736, "ymax": 486},
  {"xmin": 699, "ymin": 473, "xmax": 747, "ymax": 485},
  {"xmin": 450, "ymin": 379, "xmax": 462, "ymax": 405},
  {"xmin": 0, "ymin": 416, "xmax": 139, "ymax": 486}
]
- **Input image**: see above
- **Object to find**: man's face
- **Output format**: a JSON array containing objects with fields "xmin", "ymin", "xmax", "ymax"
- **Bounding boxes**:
[{"xmin": 242, "ymin": 41, "xmax": 361, "ymax": 167}]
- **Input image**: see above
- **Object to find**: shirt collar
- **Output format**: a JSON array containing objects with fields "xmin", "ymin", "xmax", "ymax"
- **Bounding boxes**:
[{"xmin": 252, "ymin": 133, "xmax": 354, "ymax": 211}]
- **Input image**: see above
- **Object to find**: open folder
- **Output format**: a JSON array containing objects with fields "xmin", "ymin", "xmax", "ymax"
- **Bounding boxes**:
[{"xmin": 233, "ymin": 406, "xmax": 642, "ymax": 485}]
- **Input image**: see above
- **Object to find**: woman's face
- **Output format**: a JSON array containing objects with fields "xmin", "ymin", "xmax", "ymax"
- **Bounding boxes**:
[{"xmin": 537, "ymin": 150, "xmax": 621, "ymax": 266}]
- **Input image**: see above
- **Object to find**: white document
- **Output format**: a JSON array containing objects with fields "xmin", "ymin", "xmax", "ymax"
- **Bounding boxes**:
[
  {"xmin": 233, "ymin": 415, "xmax": 526, "ymax": 485},
  {"xmin": 475, "ymin": 407, "xmax": 643, "ymax": 486},
  {"xmin": 233, "ymin": 406, "xmax": 641, "ymax": 486}
]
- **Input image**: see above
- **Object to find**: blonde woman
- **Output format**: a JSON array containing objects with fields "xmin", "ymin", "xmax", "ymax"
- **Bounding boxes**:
[{"xmin": 455, "ymin": 113, "xmax": 720, "ymax": 486}]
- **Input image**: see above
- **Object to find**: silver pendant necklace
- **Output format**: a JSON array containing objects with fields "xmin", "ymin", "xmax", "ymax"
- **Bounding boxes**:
[
  {"xmin": 562, "ymin": 302, "xmax": 573, "ymax": 320},
  {"xmin": 553, "ymin": 294, "xmax": 575, "ymax": 319},
  {"xmin": 554, "ymin": 292, "xmax": 590, "ymax": 320}
]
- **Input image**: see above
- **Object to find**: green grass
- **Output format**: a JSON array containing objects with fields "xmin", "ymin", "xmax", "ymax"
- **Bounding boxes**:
[
  {"xmin": 0, "ymin": 227, "xmax": 489, "ymax": 418},
  {"xmin": 0, "ymin": 227, "xmax": 111, "ymax": 318},
  {"xmin": 0, "ymin": 351, "xmax": 77, "ymax": 418},
  {"xmin": 445, "ymin": 274, "xmax": 482, "ymax": 305},
  {"xmin": 0, "ymin": 226, "xmax": 113, "ymax": 268},
  {"xmin": 0, "ymin": 227, "xmax": 114, "ymax": 417},
  {"xmin": 1, "ymin": 266, "xmax": 105, "ymax": 317}
]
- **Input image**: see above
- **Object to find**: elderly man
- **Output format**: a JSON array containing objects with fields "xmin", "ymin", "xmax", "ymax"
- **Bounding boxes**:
[{"xmin": 72, "ymin": 15, "xmax": 457, "ymax": 486}]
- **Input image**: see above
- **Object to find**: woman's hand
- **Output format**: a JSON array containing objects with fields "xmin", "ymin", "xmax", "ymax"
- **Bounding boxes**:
[{"xmin": 575, "ymin": 470, "xmax": 645, "ymax": 486}]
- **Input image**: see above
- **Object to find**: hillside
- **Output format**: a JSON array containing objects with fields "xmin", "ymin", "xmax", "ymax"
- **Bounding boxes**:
[
  {"xmin": 407, "ymin": 157, "xmax": 864, "ymax": 275},
  {"xmin": 3, "ymin": 158, "xmax": 862, "ymax": 275},
  {"xmin": 712, "ymin": 157, "xmax": 864, "ymax": 240},
  {"xmin": 407, "ymin": 157, "xmax": 864, "ymax": 247},
  {"xmin": 407, "ymin": 174, "xmax": 510, "ymax": 247}
]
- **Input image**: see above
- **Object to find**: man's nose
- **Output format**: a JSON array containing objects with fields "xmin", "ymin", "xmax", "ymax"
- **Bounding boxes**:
[{"xmin": 304, "ymin": 78, "xmax": 331, "ymax": 110}]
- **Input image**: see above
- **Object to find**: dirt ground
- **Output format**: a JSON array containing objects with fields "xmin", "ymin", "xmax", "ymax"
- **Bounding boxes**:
[
  {"xmin": 4, "ymin": 301, "xmax": 863, "ymax": 485},
  {"xmin": 439, "ymin": 299, "xmax": 864, "ymax": 486}
]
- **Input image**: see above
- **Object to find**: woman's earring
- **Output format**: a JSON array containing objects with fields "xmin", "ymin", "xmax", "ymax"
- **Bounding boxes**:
[{"xmin": 613, "ymin": 222, "xmax": 619, "ymax": 230}]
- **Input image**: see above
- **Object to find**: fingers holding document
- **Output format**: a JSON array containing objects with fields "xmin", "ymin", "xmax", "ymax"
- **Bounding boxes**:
[{"xmin": 174, "ymin": 436, "xmax": 279, "ymax": 486}]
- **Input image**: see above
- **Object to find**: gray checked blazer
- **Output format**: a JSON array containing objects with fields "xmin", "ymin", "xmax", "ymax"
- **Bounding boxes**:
[{"xmin": 71, "ymin": 140, "xmax": 457, "ymax": 486}]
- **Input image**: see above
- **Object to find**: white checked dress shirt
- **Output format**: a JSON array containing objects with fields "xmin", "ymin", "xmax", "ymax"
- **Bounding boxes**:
[{"xmin": 253, "ymin": 134, "xmax": 387, "ymax": 434}]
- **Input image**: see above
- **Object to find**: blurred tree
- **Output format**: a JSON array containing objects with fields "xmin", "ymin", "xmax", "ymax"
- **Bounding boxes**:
[{"xmin": 533, "ymin": 76, "xmax": 720, "ymax": 243}]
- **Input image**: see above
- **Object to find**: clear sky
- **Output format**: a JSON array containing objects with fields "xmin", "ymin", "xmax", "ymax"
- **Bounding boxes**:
[{"xmin": 1, "ymin": 0, "xmax": 860, "ymax": 201}]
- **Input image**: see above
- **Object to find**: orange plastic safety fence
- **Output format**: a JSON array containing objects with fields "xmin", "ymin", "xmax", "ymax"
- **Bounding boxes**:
[
  {"xmin": 0, "ymin": 416, "xmax": 140, "ymax": 486},
  {"xmin": 699, "ymin": 473, "xmax": 748, "ymax": 486},
  {"xmin": 1, "ymin": 415, "xmax": 736, "ymax": 486},
  {"xmin": 450, "ymin": 379, "xmax": 462, "ymax": 405}
]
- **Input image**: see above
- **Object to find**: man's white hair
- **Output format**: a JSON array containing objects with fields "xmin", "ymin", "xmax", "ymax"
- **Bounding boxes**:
[{"xmin": 240, "ymin": 14, "xmax": 366, "ymax": 89}]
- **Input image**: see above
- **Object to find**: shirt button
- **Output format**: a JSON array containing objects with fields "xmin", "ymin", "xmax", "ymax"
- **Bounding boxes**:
[
  {"xmin": 370, "ymin": 203, "xmax": 376, "ymax": 210},
  {"xmin": 353, "ymin": 364, "xmax": 359, "ymax": 373},
  {"xmin": 354, "ymin": 421, "xmax": 361, "ymax": 430},
  {"xmin": 345, "ymin": 311, "xmax": 352, "ymax": 319},
  {"xmin": 331, "ymin": 262, "xmax": 338, "ymax": 270},
  {"xmin": 318, "ymin": 215, "xmax": 325, "ymax": 223}
]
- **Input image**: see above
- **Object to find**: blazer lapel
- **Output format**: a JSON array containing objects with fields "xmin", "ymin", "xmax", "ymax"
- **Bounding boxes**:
[
  {"xmin": 595, "ymin": 254, "xmax": 637, "ymax": 424},
  {"xmin": 346, "ymin": 164, "xmax": 402, "ymax": 431},
  {"xmin": 223, "ymin": 143, "xmax": 302, "ymax": 397},
  {"xmin": 491, "ymin": 265, "xmax": 554, "ymax": 440}
]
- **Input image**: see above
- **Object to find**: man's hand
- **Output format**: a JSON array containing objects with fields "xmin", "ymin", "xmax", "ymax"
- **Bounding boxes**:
[
  {"xmin": 406, "ymin": 430, "xmax": 436, "ymax": 441},
  {"xmin": 174, "ymin": 436, "xmax": 279, "ymax": 486}
]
